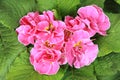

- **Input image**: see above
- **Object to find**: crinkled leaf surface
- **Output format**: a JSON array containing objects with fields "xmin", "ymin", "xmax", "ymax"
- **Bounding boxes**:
[
  {"xmin": 62, "ymin": 52, "xmax": 120, "ymax": 80},
  {"xmin": 115, "ymin": 0, "xmax": 120, "ymax": 4},
  {"xmin": 62, "ymin": 65, "xmax": 97, "ymax": 80},
  {"xmin": 80, "ymin": 0, "xmax": 105, "ymax": 8},
  {"xmin": 0, "ymin": 0, "xmax": 35, "ymax": 80},
  {"xmin": 104, "ymin": 0, "xmax": 120, "ymax": 13},
  {"xmin": 0, "ymin": 0, "xmax": 36, "ymax": 28},
  {"xmin": 94, "ymin": 52, "xmax": 120, "ymax": 80},
  {"xmin": 0, "ymin": 23, "xmax": 25, "ymax": 80},
  {"xmin": 36, "ymin": 0, "xmax": 80, "ymax": 18}
]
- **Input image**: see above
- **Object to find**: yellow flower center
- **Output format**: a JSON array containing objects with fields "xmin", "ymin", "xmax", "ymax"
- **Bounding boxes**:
[
  {"xmin": 45, "ymin": 24, "xmax": 54, "ymax": 31},
  {"xmin": 73, "ymin": 41, "xmax": 82, "ymax": 49},
  {"xmin": 44, "ymin": 41, "xmax": 55, "ymax": 48}
]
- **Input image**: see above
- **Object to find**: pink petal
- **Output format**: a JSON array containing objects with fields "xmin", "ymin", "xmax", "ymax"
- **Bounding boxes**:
[
  {"xmin": 72, "ymin": 30, "xmax": 90, "ymax": 42},
  {"xmin": 43, "ymin": 11, "xmax": 54, "ymax": 21},
  {"xmin": 84, "ymin": 44, "xmax": 98, "ymax": 63},
  {"xmin": 18, "ymin": 34, "xmax": 29, "ymax": 46},
  {"xmin": 36, "ymin": 31, "xmax": 50, "ymax": 40},
  {"xmin": 77, "ymin": 5, "xmax": 110, "ymax": 36},
  {"xmin": 28, "ymin": 36, "xmax": 35, "ymax": 44},
  {"xmin": 77, "ymin": 6, "xmax": 99, "ymax": 20},
  {"xmin": 58, "ymin": 52, "xmax": 67, "ymax": 65},
  {"xmin": 47, "ymin": 62, "xmax": 60, "ymax": 75},
  {"xmin": 34, "ymin": 61, "xmax": 51, "ymax": 74},
  {"xmin": 37, "ymin": 21, "xmax": 49, "ymax": 31},
  {"xmin": 65, "ymin": 16, "xmax": 74, "ymax": 26},
  {"xmin": 16, "ymin": 25, "xmax": 31, "ymax": 34},
  {"xmin": 65, "ymin": 41, "xmax": 75, "ymax": 66}
]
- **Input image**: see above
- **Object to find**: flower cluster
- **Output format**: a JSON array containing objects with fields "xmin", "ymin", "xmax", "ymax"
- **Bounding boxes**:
[{"xmin": 16, "ymin": 5, "xmax": 110, "ymax": 75}]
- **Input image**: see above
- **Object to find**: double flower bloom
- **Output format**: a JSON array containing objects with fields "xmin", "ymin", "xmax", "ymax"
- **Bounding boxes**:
[{"xmin": 16, "ymin": 5, "xmax": 110, "ymax": 75}]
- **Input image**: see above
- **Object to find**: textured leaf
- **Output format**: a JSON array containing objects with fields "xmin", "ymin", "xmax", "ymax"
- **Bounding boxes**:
[
  {"xmin": 62, "ymin": 65, "xmax": 97, "ymax": 80},
  {"xmin": 104, "ymin": 0, "xmax": 120, "ymax": 13},
  {"xmin": 56, "ymin": 0, "xmax": 80, "ymax": 17},
  {"xmin": 94, "ymin": 52, "xmax": 120, "ymax": 80},
  {"xmin": 62, "ymin": 52, "xmax": 120, "ymax": 80},
  {"xmin": 0, "ymin": 0, "xmax": 35, "ymax": 29},
  {"xmin": 115, "ymin": 0, "xmax": 120, "ymax": 4},
  {"xmin": 80, "ymin": 0, "xmax": 105, "ymax": 8},
  {"xmin": 36, "ymin": 0, "xmax": 55, "ymax": 11},
  {"xmin": 0, "ymin": 23, "xmax": 25, "ymax": 80},
  {"xmin": 36, "ymin": 0, "xmax": 80, "ymax": 18},
  {"xmin": 95, "ymin": 13, "xmax": 120, "ymax": 57},
  {"xmin": 0, "ymin": 0, "xmax": 35, "ymax": 79},
  {"xmin": 6, "ymin": 51, "xmax": 68, "ymax": 80}
]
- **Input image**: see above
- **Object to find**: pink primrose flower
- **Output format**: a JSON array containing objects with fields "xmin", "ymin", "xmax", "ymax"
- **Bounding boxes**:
[
  {"xmin": 65, "ymin": 16, "xmax": 85, "ymax": 32},
  {"xmin": 58, "ymin": 46, "xmax": 67, "ymax": 65},
  {"xmin": 16, "ymin": 5, "xmax": 110, "ymax": 74},
  {"xmin": 30, "ymin": 47, "xmax": 61, "ymax": 75},
  {"xmin": 36, "ymin": 20, "xmax": 66, "ymax": 44},
  {"xmin": 32, "ymin": 39, "xmax": 67, "ymax": 65},
  {"xmin": 16, "ymin": 11, "xmax": 66, "ymax": 46},
  {"xmin": 65, "ymin": 30, "xmax": 98, "ymax": 68},
  {"xmin": 16, "ymin": 12, "xmax": 40, "ymax": 45},
  {"xmin": 33, "ymin": 39, "xmax": 64, "ymax": 51},
  {"xmin": 77, "ymin": 5, "xmax": 110, "ymax": 36}
]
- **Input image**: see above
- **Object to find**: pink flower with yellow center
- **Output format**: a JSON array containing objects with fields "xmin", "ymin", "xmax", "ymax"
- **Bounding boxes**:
[
  {"xmin": 36, "ymin": 20, "xmax": 66, "ymax": 44},
  {"xmin": 65, "ymin": 30, "xmax": 98, "ymax": 68},
  {"xmin": 30, "ymin": 47, "xmax": 61, "ymax": 75},
  {"xmin": 16, "ymin": 12, "xmax": 40, "ymax": 45},
  {"xmin": 65, "ymin": 5, "xmax": 110, "ymax": 37},
  {"xmin": 77, "ymin": 5, "xmax": 110, "ymax": 36},
  {"xmin": 65, "ymin": 15, "xmax": 85, "ymax": 32}
]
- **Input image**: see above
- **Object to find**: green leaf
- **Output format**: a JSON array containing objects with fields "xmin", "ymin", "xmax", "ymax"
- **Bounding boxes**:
[
  {"xmin": 0, "ymin": 23, "xmax": 25, "ymax": 80},
  {"xmin": 36, "ymin": 0, "xmax": 80, "ymax": 18},
  {"xmin": 115, "ymin": 0, "xmax": 120, "ymax": 4},
  {"xmin": 62, "ymin": 52, "xmax": 120, "ymax": 80},
  {"xmin": 104, "ymin": 0, "xmax": 120, "ymax": 13},
  {"xmin": 36, "ymin": 0, "xmax": 55, "ymax": 12},
  {"xmin": 52, "ymin": 9, "xmax": 62, "ymax": 20},
  {"xmin": 95, "ymin": 13, "xmax": 120, "ymax": 57},
  {"xmin": 6, "ymin": 51, "xmax": 68, "ymax": 80},
  {"xmin": 94, "ymin": 52, "xmax": 120, "ymax": 80},
  {"xmin": 0, "ymin": 1, "xmax": 35, "ymax": 79},
  {"xmin": 0, "ymin": 0, "xmax": 35, "ymax": 29},
  {"xmin": 80, "ymin": 0, "xmax": 105, "ymax": 8},
  {"xmin": 56, "ymin": 0, "xmax": 80, "ymax": 17},
  {"xmin": 62, "ymin": 65, "xmax": 97, "ymax": 80}
]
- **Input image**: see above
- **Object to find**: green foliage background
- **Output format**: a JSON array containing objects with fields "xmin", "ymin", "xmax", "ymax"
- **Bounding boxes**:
[{"xmin": 0, "ymin": 0, "xmax": 120, "ymax": 80}]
